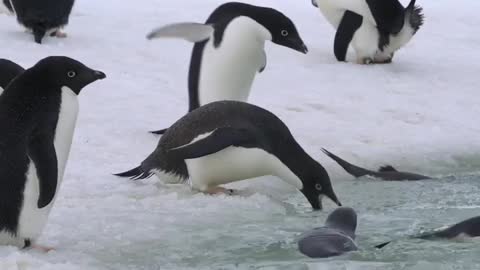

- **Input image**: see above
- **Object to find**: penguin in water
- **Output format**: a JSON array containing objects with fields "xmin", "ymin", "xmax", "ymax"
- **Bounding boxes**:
[
  {"xmin": 376, "ymin": 216, "xmax": 480, "ymax": 249},
  {"xmin": 322, "ymin": 149, "xmax": 430, "ymax": 181},
  {"xmin": 147, "ymin": 2, "xmax": 308, "ymax": 134},
  {"xmin": 0, "ymin": 56, "xmax": 105, "ymax": 249},
  {"xmin": 116, "ymin": 101, "xmax": 341, "ymax": 210},
  {"xmin": 3, "ymin": 0, "xmax": 75, "ymax": 43},
  {"xmin": 298, "ymin": 207, "xmax": 358, "ymax": 258},
  {"xmin": 311, "ymin": 0, "xmax": 424, "ymax": 64},
  {"xmin": 0, "ymin": 59, "xmax": 24, "ymax": 93}
]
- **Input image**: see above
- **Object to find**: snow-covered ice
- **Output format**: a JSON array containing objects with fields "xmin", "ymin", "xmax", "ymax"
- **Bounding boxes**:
[{"xmin": 1, "ymin": 0, "xmax": 480, "ymax": 269}]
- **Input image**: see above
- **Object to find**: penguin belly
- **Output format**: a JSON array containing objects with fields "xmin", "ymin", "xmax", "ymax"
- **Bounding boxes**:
[
  {"xmin": 198, "ymin": 17, "xmax": 268, "ymax": 106},
  {"xmin": 16, "ymin": 87, "xmax": 78, "ymax": 243},
  {"xmin": 185, "ymin": 146, "xmax": 303, "ymax": 191},
  {"xmin": 350, "ymin": 22, "xmax": 381, "ymax": 62},
  {"xmin": 316, "ymin": 1, "xmax": 345, "ymax": 28}
]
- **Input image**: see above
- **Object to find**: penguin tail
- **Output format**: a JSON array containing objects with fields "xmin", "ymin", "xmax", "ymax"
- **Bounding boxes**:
[
  {"xmin": 114, "ymin": 166, "xmax": 154, "ymax": 180},
  {"xmin": 405, "ymin": 0, "xmax": 424, "ymax": 33},
  {"xmin": 321, "ymin": 148, "xmax": 372, "ymax": 179},
  {"xmin": 150, "ymin": 128, "xmax": 168, "ymax": 135}
]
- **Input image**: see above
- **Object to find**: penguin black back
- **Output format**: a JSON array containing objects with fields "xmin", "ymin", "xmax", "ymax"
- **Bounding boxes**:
[
  {"xmin": 0, "ymin": 59, "xmax": 24, "ymax": 90},
  {"xmin": 10, "ymin": 0, "xmax": 75, "ymax": 43}
]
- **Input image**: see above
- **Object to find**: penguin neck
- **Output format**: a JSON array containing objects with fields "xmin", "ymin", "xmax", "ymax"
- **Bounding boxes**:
[{"xmin": 276, "ymin": 143, "xmax": 325, "ymax": 190}]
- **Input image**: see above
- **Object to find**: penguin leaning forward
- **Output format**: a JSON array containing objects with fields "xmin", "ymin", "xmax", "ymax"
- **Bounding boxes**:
[
  {"xmin": 147, "ymin": 2, "xmax": 308, "ymax": 134},
  {"xmin": 116, "ymin": 101, "xmax": 341, "ymax": 210},
  {"xmin": 311, "ymin": 0, "xmax": 424, "ymax": 64},
  {"xmin": 0, "ymin": 56, "xmax": 105, "ymax": 250}
]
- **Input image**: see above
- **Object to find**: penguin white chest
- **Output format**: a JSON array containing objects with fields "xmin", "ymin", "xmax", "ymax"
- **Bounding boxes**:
[
  {"xmin": 198, "ymin": 17, "xmax": 270, "ymax": 105},
  {"xmin": 17, "ymin": 86, "xmax": 78, "ymax": 240},
  {"xmin": 315, "ymin": 0, "xmax": 345, "ymax": 28},
  {"xmin": 184, "ymin": 146, "xmax": 303, "ymax": 191}
]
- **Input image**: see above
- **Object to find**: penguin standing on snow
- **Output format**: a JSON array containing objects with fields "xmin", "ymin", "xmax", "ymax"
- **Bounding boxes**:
[
  {"xmin": 4, "ymin": 0, "xmax": 75, "ymax": 44},
  {"xmin": 311, "ymin": 0, "xmax": 424, "ymax": 64},
  {"xmin": 116, "ymin": 101, "xmax": 341, "ymax": 210},
  {"xmin": 0, "ymin": 56, "xmax": 105, "ymax": 249},
  {"xmin": 147, "ymin": 2, "xmax": 308, "ymax": 134},
  {"xmin": 0, "ymin": 59, "xmax": 24, "ymax": 92}
]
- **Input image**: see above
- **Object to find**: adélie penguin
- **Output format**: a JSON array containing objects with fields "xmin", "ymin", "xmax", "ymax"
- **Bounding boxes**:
[
  {"xmin": 0, "ymin": 56, "xmax": 105, "ymax": 249},
  {"xmin": 298, "ymin": 207, "xmax": 358, "ymax": 258},
  {"xmin": 147, "ymin": 2, "xmax": 308, "ymax": 134},
  {"xmin": 116, "ymin": 101, "xmax": 341, "ymax": 210},
  {"xmin": 376, "ymin": 216, "xmax": 480, "ymax": 249},
  {"xmin": 0, "ymin": 59, "xmax": 24, "ymax": 93},
  {"xmin": 4, "ymin": 0, "xmax": 75, "ymax": 43},
  {"xmin": 322, "ymin": 149, "xmax": 430, "ymax": 181},
  {"xmin": 311, "ymin": 0, "xmax": 424, "ymax": 64}
]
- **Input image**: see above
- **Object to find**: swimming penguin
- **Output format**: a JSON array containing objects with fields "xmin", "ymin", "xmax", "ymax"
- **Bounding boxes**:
[
  {"xmin": 311, "ymin": 0, "xmax": 424, "ymax": 64},
  {"xmin": 116, "ymin": 101, "xmax": 341, "ymax": 210},
  {"xmin": 298, "ymin": 207, "xmax": 358, "ymax": 258},
  {"xmin": 0, "ymin": 56, "xmax": 105, "ymax": 249},
  {"xmin": 0, "ymin": 59, "xmax": 24, "ymax": 92},
  {"xmin": 147, "ymin": 2, "xmax": 308, "ymax": 134},
  {"xmin": 6, "ymin": 0, "xmax": 75, "ymax": 43},
  {"xmin": 322, "ymin": 149, "xmax": 430, "ymax": 181},
  {"xmin": 376, "ymin": 216, "xmax": 480, "ymax": 249}
]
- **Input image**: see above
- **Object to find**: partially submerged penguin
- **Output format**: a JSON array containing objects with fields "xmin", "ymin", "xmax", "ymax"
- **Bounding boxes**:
[
  {"xmin": 0, "ymin": 59, "xmax": 24, "ymax": 92},
  {"xmin": 322, "ymin": 149, "xmax": 430, "ymax": 181},
  {"xmin": 311, "ymin": 0, "xmax": 424, "ymax": 64},
  {"xmin": 298, "ymin": 207, "xmax": 358, "ymax": 258},
  {"xmin": 5, "ymin": 0, "xmax": 75, "ymax": 43},
  {"xmin": 0, "ymin": 56, "xmax": 105, "ymax": 249},
  {"xmin": 116, "ymin": 101, "xmax": 341, "ymax": 210},
  {"xmin": 376, "ymin": 216, "xmax": 480, "ymax": 249},
  {"xmin": 147, "ymin": 2, "xmax": 308, "ymax": 134}
]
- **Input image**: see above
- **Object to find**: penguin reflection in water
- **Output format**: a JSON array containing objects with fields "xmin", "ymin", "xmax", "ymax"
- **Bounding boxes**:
[
  {"xmin": 0, "ymin": 56, "xmax": 105, "ymax": 250},
  {"xmin": 117, "ymin": 101, "xmax": 341, "ymax": 210},
  {"xmin": 147, "ymin": 2, "xmax": 308, "ymax": 134},
  {"xmin": 311, "ymin": 0, "xmax": 424, "ymax": 64}
]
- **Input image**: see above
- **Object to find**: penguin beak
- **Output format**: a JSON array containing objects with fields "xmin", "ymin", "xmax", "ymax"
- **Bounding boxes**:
[
  {"xmin": 93, "ymin": 70, "xmax": 106, "ymax": 80},
  {"xmin": 292, "ymin": 41, "xmax": 309, "ymax": 54}
]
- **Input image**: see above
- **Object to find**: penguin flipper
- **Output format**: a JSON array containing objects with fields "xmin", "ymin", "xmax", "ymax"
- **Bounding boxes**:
[
  {"xmin": 28, "ymin": 134, "xmax": 58, "ymax": 208},
  {"xmin": 147, "ymin": 23, "xmax": 214, "ymax": 42},
  {"xmin": 258, "ymin": 50, "xmax": 267, "ymax": 73},
  {"xmin": 334, "ymin": 10, "xmax": 363, "ymax": 62},
  {"xmin": 168, "ymin": 127, "xmax": 257, "ymax": 159}
]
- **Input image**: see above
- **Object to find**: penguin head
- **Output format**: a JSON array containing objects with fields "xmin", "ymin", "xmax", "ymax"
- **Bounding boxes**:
[
  {"xmin": 259, "ymin": 9, "xmax": 308, "ymax": 54},
  {"xmin": 325, "ymin": 207, "xmax": 357, "ymax": 239},
  {"xmin": 32, "ymin": 56, "xmax": 106, "ymax": 94},
  {"xmin": 299, "ymin": 163, "xmax": 341, "ymax": 210}
]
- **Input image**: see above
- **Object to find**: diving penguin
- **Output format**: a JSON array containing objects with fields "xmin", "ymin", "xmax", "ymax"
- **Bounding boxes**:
[{"xmin": 116, "ymin": 101, "xmax": 341, "ymax": 210}]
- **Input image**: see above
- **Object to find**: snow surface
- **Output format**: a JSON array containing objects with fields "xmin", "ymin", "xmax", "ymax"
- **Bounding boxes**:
[{"xmin": 1, "ymin": 0, "xmax": 480, "ymax": 269}]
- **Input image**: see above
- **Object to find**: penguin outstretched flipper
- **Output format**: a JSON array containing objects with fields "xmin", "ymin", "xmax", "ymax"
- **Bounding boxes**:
[
  {"xmin": 334, "ymin": 11, "xmax": 363, "ymax": 62},
  {"xmin": 168, "ymin": 127, "xmax": 257, "ymax": 159},
  {"xmin": 28, "ymin": 134, "xmax": 58, "ymax": 208},
  {"xmin": 147, "ymin": 23, "xmax": 214, "ymax": 42},
  {"xmin": 150, "ymin": 128, "xmax": 168, "ymax": 135}
]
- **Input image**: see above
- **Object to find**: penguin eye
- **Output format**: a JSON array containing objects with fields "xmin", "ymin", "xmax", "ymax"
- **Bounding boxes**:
[
  {"xmin": 67, "ymin": 71, "xmax": 76, "ymax": 78},
  {"xmin": 315, "ymin": 184, "xmax": 322, "ymax": 191},
  {"xmin": 281, "ymin": 30, "xmax": 289, "ymax": 37}
]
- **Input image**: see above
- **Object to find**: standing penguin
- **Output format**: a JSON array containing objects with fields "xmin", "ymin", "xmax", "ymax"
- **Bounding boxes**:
[
  {"xmin": 5, "ymin": 0, "xmax": 75, "ymax": 44},
  {"xmin": 147, "ymin": 2, "xmax": 308, "ymax": 134},
  {"xmin": 116, "ymin": 101, "xmax": 341, "ymax": 210},
  {"xmin": 311, "ymin": 0, "xmax": 424, "ymax": 64},
  {"xmin": 0, "ymin": 56, "xmax": 105, "ymax": 249},
  {"xmin": 0, "ymin": 59, "xmax": 24, "ymax": 93}
]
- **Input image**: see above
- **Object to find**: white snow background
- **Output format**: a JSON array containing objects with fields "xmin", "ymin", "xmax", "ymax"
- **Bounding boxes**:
[{"xmin": 1, "ymin": 0, "xmax": 480, "ymax": 269}]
